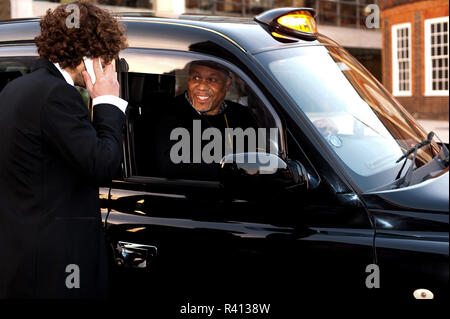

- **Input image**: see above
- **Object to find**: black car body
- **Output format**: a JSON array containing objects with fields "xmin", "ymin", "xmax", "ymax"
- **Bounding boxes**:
[{"xmin": 0, "ymin": 8, "xmax": 448, "ymax": 305}]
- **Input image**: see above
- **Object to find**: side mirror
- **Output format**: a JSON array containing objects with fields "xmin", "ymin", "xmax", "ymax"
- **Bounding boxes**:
[{"xmin": 219, "ymin": 152, "xmax": 312, "ymax": 194}]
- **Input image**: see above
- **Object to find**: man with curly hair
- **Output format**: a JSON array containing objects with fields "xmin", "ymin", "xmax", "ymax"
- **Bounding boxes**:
[{"xmin": 0, "ymin": 1, "xmax": 128, "ymax": 299}]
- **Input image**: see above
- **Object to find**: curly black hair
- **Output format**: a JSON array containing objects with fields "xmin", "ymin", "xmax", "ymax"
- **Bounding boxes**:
[{"xmin": 35, "ymin": 0, "xmax": 128, "ymax": 69}]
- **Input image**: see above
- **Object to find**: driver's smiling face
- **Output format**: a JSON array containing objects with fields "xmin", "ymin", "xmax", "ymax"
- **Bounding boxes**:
[{"xmin": 188, "ymin": 64, "xmax": 231, "ymax": 116}]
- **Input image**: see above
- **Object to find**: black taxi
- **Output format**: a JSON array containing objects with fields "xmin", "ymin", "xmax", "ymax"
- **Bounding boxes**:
[{"xmin": 0, "ymin": 8, "xmax": 448, "ymax": 306}]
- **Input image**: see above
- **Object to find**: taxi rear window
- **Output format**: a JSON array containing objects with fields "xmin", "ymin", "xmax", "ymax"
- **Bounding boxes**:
[{"xmin": 0, "ymin": 57, "xmax": 36, "ymax": 92}]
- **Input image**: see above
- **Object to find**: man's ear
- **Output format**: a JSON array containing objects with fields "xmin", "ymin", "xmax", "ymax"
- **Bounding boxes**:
[{"xmin": 225, "ymin": 76, "xmax": 232, "ymax": 89}]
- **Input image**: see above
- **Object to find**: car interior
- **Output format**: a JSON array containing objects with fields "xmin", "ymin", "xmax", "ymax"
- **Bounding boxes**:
[{"xmin": 125, "ymin": 64, "xmax": 273, "ymax": 180}]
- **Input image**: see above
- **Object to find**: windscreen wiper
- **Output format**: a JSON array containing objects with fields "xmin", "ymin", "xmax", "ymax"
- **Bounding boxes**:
[{"xmin": 394, "ymin": 132, "xmax": 435, "ymax": 188}]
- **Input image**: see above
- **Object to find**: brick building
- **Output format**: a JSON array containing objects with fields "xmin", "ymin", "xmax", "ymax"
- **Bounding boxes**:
[{"xmin": 382, "ymin": 0, "xmax": 449, "ymax": 120}]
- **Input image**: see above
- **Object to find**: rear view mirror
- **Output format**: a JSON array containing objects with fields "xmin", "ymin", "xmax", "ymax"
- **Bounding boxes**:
[{"xmin": 219, "ymin": 152, "xmax": 311, "ymax": 194}]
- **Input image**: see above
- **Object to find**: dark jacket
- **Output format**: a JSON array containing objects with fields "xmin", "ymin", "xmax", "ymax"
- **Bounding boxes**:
[
  {"xmin": 0, "ymin": 59, "xmax": 125, "ymax": 299},
  {"xmin": 153, "ymin": 94, "xmax": 258, "ymax": 180}
]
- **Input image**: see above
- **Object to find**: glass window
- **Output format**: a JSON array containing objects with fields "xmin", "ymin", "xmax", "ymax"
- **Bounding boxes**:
[
  {"xmin": 186, "ymin": 0, "xmax": 213, "ymax": 11},
  {"xmin": 319, "ymin": 0, "xmax": 338, "ymax": 25},
  {"xmin": 121, "ymin": 50, "xmax": 281, "ymax": 181},
  {"xmin": 425, "ymin": 16, "xmax": 449, "ymax": 96},
  {"xmin": 0, "ymin": 57, "xmax": 36, "ymax": 92},
  {"xmin": 97, "ymin": 0, "xmax": 153, "ymax": 9},
  {"xmin": 185, "ymin": 0, "xmax": 380, "ymax": 27},
  {"xmin": 391, "ymin": 23, "xmax": 412, "ymax": 96},
  {"xmin": 186, "ymin": 0, "xmax": 274, "ymax": 15},
  {"xmin": 0, "ymin": 55, "xmax": 91, "ymax": 109},
  {"xmin": 36, "ymin": 0, "xmax": 153, "ymax": 8},
  {"xmin": 340, "ymin": 2, "xmax": 358, "ymax": 27},
  {"xmin": 256, "ymin": 45, "xmax": 440, "ymax": 192}
]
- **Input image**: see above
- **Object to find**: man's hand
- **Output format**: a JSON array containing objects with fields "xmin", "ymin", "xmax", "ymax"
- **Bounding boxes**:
[{"xmin": 82, "ymin": 58, "xmax": 119, "ymax": 99}]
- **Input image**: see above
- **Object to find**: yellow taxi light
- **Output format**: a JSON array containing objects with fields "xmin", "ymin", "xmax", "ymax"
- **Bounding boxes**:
[{"xmin": 277, "ymin": 11, "xmax": 317, "ymax": 35}]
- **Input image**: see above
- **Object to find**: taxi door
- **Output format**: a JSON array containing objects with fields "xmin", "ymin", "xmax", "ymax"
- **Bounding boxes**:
[{"xmin": 105, "ymin": 49, "xmax": 376, "ymax": 302}]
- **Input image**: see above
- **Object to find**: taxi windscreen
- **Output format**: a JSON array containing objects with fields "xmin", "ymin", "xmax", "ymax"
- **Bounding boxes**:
[{"xmin": 256, "ymin": 45, "xmax": 441, "ymax": 192}]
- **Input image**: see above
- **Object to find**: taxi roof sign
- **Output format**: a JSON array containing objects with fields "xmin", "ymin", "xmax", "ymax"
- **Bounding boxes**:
[{"xmin": 254, "ymin": 7, "xmax": 318, "ymax": 41}]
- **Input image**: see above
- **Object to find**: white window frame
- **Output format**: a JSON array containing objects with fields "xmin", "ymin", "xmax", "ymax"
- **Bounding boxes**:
[
  {"xmin": 392, "ymin": 23, "xmax": 412, "ymax": 96},
  {"xmin": 424, "ymin": 16, "xmax": 449, "ymax": 96}
]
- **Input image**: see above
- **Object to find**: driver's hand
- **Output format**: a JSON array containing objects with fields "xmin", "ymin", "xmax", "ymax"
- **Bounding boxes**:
[{"xmin": 314, "ymin": 119, "xmax": 339, "ymax": 135}]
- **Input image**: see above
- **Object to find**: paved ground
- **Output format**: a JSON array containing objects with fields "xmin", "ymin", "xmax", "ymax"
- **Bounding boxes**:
[{"xmin": 417, "ymin": 119, "xmax": 449, "ymax": 143}]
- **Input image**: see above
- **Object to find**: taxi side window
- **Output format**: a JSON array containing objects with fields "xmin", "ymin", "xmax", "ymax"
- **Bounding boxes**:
[
  {"xmin": 122, "ymin": 51, "xmax": 281, "ymax": 181},
  {"xmin": 0, "ymin": 57, "xmax": 35, "ymax": 92},
  {"xmin": 0, "ymin": 55, "xmax": 90, "ymax": 107}
]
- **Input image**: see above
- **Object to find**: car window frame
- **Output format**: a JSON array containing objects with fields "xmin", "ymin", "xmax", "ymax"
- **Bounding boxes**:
[
  {"xmin": 118, "ymin": 48, "xmax": 286, "ymax": 189},
  {"xmin": 0, "ymin": 45, "xmax": 38, "ymax": 57},
  {"xmin": 0, "ymin": 45, "xmax": 38, "ymax": 90}
]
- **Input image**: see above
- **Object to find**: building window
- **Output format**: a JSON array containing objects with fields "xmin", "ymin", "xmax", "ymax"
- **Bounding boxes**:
[
  {"xmin": 392, "ymin": 23, "xmax": 412, "ymax": 96},
  {"xmin": 315, "ymin": 0, "xmax": 380, "ymax": 28},
  {"xmin": 97, "ymin": 0, "xmax": 153, "ymax": 9},
  {"xmin": 425, "ymin": 16, "xmax": 449, "ymax": 96},
  {"xmin": 185, "ymin": 0, "xmax": 379, "ymax": 28}
]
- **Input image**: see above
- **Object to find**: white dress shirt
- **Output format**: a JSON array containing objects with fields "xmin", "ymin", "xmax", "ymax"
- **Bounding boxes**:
[{"xmin": 53, "ymin": 62, "xmax": 128, "ymax": 114}]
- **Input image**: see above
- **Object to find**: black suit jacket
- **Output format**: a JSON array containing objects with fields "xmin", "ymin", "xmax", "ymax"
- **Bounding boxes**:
[{"xmin": 0, "ymin": 59, "xmax": 125, "ymax": 299}]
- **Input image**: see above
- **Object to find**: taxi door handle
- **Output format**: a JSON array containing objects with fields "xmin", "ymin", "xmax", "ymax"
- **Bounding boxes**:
[{"xmin": 114, "ymin": 241, "xmax": 158, "ymax": 269}]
